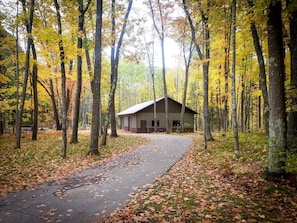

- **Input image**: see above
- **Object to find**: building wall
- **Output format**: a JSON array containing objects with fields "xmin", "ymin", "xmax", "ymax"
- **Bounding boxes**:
[
  {"xmin": 118, "ymin": 98, "xmax": 196, "ymax": 133},
  {"xmin": 118, "ymin": 112, "xmax": 195, "ymax": 133}
]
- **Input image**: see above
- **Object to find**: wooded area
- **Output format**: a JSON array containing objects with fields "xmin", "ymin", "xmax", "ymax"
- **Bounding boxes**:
[{"xmin": 0, "ymin": 0, "xmax": 296, "ymax": 177}]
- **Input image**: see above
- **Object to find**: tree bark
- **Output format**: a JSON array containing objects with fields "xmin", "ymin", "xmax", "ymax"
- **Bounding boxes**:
[
  {"xmin": 223, "ymin": 7, "xmax": 231, "ymax": 133},
  {"xmin": 231, "ymin": 0, "xmax": 239, "ymax": 157},
  {"xmin": 102, "ymin": 0, "xmax": 133, "ymax": 145},
  {"xmin": 144, "ymin": 34, "xmax": 157, "ymax": 132},
  {"xmin": 89, "ymin": 0, "xmax": 103, "ymax": 155},
  {"xmin": 31, "ymin": 43, "xmax": 38, "ymax": 140},
  {"xmin": 149, "ymin": 0, "xmax": 169, "ymax": 134},
  {"xmin": 287, "ymin": 0, "xmax": 297, "ymax": 149},
  {"xmin": 250, "ymin": 12, "xmax": 269, "ymax": 135},
  {"xmin": 54, "ymin": 0, "xmax": 67, "ymax": 159},
  {"xmin": 201, "ymin": 1, "xmax": 213, "ymax": 142},
  {"xmin": 70, "ymin": 0, "xmax": 91, "ymax": 144},
  {"xmin": 183, "ymin": 0, "xmax": 213, "ymax": 144},
  {"xmin": 15, "ymin": 0, "xmax": 35, "ymax": 149},
  {"xmin": 48, "ymin": 79, "xmax": 61, "ymax": 130},
  {"xmin": 267, "ymin": 0, "xmax": 287, "ymax": 175},
  {"xmin": 181, "ymin": 42, "xmax": 194, "ymax": 133}
]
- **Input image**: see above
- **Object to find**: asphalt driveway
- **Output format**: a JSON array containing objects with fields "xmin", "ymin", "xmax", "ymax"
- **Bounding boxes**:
[{"xmin": 0, "ymin": 134, "xmax": 192, "ymax": 223}]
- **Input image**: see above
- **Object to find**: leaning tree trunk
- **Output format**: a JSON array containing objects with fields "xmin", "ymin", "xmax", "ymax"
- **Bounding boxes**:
[
  {"xmin": 249, "ymin": 0, "xmax": 269, "ymax": 136},
  {"xmin": 15, "ymin": 0, "xmax": 35, "ymax": 149},
  {"xmin": 267, "ymin": 0, "xmax": 287, "ymax": 175}
]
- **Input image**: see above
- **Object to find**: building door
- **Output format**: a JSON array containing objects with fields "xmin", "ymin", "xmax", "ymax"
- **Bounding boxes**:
[{"xmin": 140, "ymin": 120, "xmax": 147, "ymax": 133}]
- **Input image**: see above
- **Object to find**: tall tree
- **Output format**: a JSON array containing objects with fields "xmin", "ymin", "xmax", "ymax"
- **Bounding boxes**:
[
  {"xmin": 267, "ymin": 0, "xmax": 287, "ymax": 175},
  {"xmin": 287, "ymin": 0, "xmax": 297, "ymax": 149},
  {"xmin": 149, "ymin": 0, "xmax": 169, "ymax": 134},
  {"xmin": 182, "ymin": 0, "xmax": 213, "ymax": 148},
  {"xmin": 89, "ymin": 0, "xmax": 103, "ymax": 155},
  {"xmin": 223, "ymin": 5, "xmax": 231, "ymax": 133},
  {"xmin": 15, "ymin": 0, "xmax": 35, "ymax": 149},
  {"xmin": 70, "ymin": 0, "xmax": 91, "ymax": 144},
  {"xmin": 54, "ymin": 0, "xmax": 68, "ymax": 159},
  {"xmin": 231, "ymin": 0, "xmax": 239, "ymax": 157},
  {"xmin": 143, "ymin": 33, "xmax": 157, "ymax": 132},
  {"xmin": 31, "ymin": 42, "xmax": 38, "ymax": 140},
  {"xmin": 180, "ymin": 40, "xmax": 194, "ymax": 133},
  {"xmin": 102, "ymin": 0, "xmax": 133, "ymax": 145},
  {"xmin": 249, "ymin": 0, "xmax": 269, "ymax": 135}
]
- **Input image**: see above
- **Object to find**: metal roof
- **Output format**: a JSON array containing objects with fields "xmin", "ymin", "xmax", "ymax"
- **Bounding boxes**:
[
  {"xmin": 117, "ymin": 96, "xmax": 197, "ymax": 116},
  {"xmin": 117, "ymin": 97, "xmax": 163, "ymax": 116}
]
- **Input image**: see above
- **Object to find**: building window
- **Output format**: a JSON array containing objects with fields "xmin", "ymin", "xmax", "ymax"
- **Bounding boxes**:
[
  {"xmin": 152, "ymin": 120, "xmax": 160, "ymax": 127},
  {"xmin": 173, "ymin": 120, "xmax": 180, "ymax": 127}
]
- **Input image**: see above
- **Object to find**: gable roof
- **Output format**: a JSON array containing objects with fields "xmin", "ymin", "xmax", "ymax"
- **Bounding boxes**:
[{"xmin": 117, "ymin": 97, "xmax": 197, "ymax": 116}]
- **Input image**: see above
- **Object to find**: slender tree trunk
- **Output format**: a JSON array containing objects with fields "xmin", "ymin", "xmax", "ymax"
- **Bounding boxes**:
[
  {"xmin": 108, "ymin": 0, "xmax": 117, "ymax": 139},
  {"xmin": 144, "ymin": 35, "xmax": 157, "ymax": 132},
  {"xmin": 181, "ymin": 42, "xmax": 194, "ymax": 133},
  {"xmin": 267, "ymin": 0, "xmax": 287, "ymax": 175},
  {"xmin": 160, "ymin": 35, "xmax": 169, "ymax": 134},
  {"xmin": 102, "ymin": 0, "xmax": 133, "ymax": 145},
  {"xmin": 38, "ymin": 78, "xmax": 61, "ymax": 130},
  {"xmin": 250, "ymin": 18, "xmax": 269, "ymax": 135},
  {"xmin": 287, "ymin": 0, "xmax": 297, "ymax": 149},
  {"xmin": 89, "ymin": 0, "xmax": 102, "ymax": 155},
  {"xmin": 183, "ymin": 0, "xmax": 213, "ymax": 144},
  {"xmin": 231, "ymin": 0, "xmax": 239, "ymax": 157},
  {"xmin": 31, "ymin": 43, "xmax": 38, "ymax": 140},
  {"xmin": 50, "ymin": 79, "xmax": 61, "ymax": 130},
  {"xmin": 15, "ymin": 0, "xmax": 35, "ymax": 149},
  {"xmin": 149, "ymin": 0, "xmax": 169, "ymax": 134},
  {"xmin": 54, "ymin": 0, "xmax": 67, "ymax": 159},
  {"xmin": 70, "ymin": 0, "xmax": 91, "ymax": 144}
]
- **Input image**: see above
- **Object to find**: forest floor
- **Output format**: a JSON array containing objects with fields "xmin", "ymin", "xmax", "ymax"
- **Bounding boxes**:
[
  {"xmin": 1, "ymin": 130, "xmax": 297, "ymax": 222},
  {"xmin": 99, "ymin": 132, "xmax": 297, "ymax": 223}
]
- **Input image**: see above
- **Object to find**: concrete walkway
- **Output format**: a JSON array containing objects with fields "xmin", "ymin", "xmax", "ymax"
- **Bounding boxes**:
[{"xmin": 0, "ymin": 134, "xmax": 192, "ymax": 223}]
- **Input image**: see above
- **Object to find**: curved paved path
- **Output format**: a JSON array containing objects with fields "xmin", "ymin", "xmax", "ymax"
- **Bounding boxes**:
[{"xmin": 0, "ymin": 134, "xmax": 192, "ymax": 223}]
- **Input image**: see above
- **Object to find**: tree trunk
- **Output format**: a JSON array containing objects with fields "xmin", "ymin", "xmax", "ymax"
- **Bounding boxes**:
[
  {"xmin": 202, "ymin": 2, "xmax": 213, "ymax": 142},
  {"xmin": 160, "ymin": 36, "xmax": 169, "ymax": 134},
  {"xmin": 144, "ymin": 34, "xmax": 157, "ymax": 132},
  {"xmin": 149, "ymin": 0, "xmax": 169, "ymax": 134},
  {"xmin": 54, "ymin": 0, "xmax": 67, "ymax": 159},
  {"xmin": 31, "ymin": 43, "xmax": 38, "ymax": 140},
  {"xmin": 287, "ymin": 0, "xmax": 297, "ymax": 149},
  {"xmin": 49, "ymin": 79, "xmax": 61, "ymax": 130},
  {"xmin": 267, "ymin": 0, "xmax": 287, "ymax": 175},
  {"xmin": 15, "ymin": 0, "xmax": 35, "ymax": 149},
  {"xmin": 102, "ymin": 0, "xmax": 133, "ymax": 145},
  {"xmin": 181, "ymin": 42, "xmax": 194, "ymax": 133},
  {"xmin": 231, "ymin": 0, "xmax": 239, "ymax": 157},
  {"xmin": 89, "ymin": 0, "xmax": 103, "ymax": 155},
  {"xmin": 183, "ymin": 0, "xmax": 213, "ymax": 143},
  {"xmin": 250, "ymin": 19, "xmax": 269, "ymax": 135},
  {"xmin": 223, "ymin": 7, "xmax": 231, "ymax": 133},
  {"xmin": 70, "ymin": 0, "xmax": 91, "ymax": 144}
]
